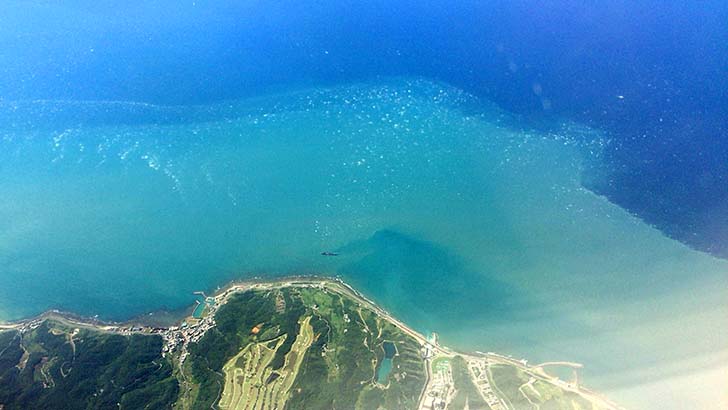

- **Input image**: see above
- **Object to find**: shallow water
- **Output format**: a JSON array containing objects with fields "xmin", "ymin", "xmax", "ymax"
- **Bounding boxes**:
[{"xmin": 1, "ymin": 78, "xmax": 726, "ymax": 409}]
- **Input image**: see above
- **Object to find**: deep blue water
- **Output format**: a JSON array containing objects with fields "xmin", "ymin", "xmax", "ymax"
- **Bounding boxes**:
[
  {"xmin": 2, "ymin": 1, "xmax": 727, "ymax": 257},
  {"xmin": 1, "ymin": 2, "xmax": 727, "ymax": 409}
]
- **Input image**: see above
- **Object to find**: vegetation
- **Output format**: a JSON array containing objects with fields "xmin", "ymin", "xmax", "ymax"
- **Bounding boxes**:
[
  {"xmin": 185, "ymin": 286, "xmax": 427, "ymax": 410},
  {"xmin": 183, "ymin": 289, "xmax": 306, "ymax": 408},
  {"xmin": 489, "ymin": 364, "xmax": 597, "ymax": 410},
  {"xmin": 450, "ymin": 355, "xmax": 490, "ymax": 410},
  {"xmin": 0, "ymin": 321, "xmax": 178, "ymax": 410},
  {"xmin": 0, "ymin": 283, "xmax": 615, "ymax": 410},
  {"xmin": 287, "ymin": 287, "xmax": 426, "ymax": 410},
  {"xmin": 217, "ymin": 316, "xmax": 314, "ymax": 410}
]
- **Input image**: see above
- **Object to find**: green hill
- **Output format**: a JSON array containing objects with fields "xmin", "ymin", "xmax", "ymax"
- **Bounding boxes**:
[{"xmin": 0, "ymin": 280, "xmax": 619, "ymax": 410}]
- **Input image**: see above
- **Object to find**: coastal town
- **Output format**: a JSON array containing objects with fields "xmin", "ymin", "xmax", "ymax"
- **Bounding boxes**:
[{"xmin": 0, "ymin": 277, "xmax": 622, "ymax": 410}]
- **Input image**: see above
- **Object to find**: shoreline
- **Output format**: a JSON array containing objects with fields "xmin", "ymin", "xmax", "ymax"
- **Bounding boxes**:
[
  {"xmin": 0, "ymin": 274, "xmax": 623, "ymax": 410},
  {"xmin": 0, "ymin": 273, "xmax": 331, "ymax": 329}
]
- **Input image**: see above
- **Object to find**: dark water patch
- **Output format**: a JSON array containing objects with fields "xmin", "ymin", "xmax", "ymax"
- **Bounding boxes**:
[
  {"xmin": 266, "ymin": 372, "xmax": 280, "ymax": 384},
  {"xmin": 376, "ymin": 342, "xmax": 397, "ymax": 384},
  {"xmin": 583, "ymin": 141, "xmax": 728, "ymax": 259},
  {"xmin": 382, "ymin": 341, "xmax": 396, "ymax": 359},
  {"xmin": 4, "ymin": 0, "xmax": 726, "ymax": 259},
  {"xmin": 336, "ymin": 229, "xmax": 529, "ymax": 333}
]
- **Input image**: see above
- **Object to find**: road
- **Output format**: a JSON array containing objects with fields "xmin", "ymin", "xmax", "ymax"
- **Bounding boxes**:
[{"xmin": 2, "ymin": 275, "xmax": 623, "ymax": 410}]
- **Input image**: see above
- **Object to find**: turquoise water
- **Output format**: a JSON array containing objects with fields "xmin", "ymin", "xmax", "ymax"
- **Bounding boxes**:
[
  {"xmin": 0, "ymin": 79, "xmax": 726, "ymax": 409},
  {"xmin": 376, "ymin": 359, "xmax": 393, "ymax": 384},
  {"xmin": 376, "ymin": 341, "xmax": 397, "ymax": 383},
  {"xmin": 192, "ymin": 301, "xmax": 205, "ymax": 319},
  {"xmin": 192, "ymin": 296, "xmax": 214, "ymax": 318}
]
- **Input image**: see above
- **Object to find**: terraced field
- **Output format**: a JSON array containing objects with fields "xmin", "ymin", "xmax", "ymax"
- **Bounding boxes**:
[
  {"xmin": 1, "ymin": 279, "xmax": 621, "ymax": 410},
  {"xmin": 218, "ymin": 316, "xmax": 314, "ymax": 410},
  {"xmin": 184, "ymin": 285, "xmax": 427, "ymax": 410}
]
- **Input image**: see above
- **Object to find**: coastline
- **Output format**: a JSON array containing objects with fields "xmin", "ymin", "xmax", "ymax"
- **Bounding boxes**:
[{"xmin": 1, "ymin": 274, "xmax": 623, "ymax": 410}]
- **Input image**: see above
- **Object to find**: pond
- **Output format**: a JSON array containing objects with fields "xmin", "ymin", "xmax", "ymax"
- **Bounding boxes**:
[{"xmin": 376, "ymin": 341, "xmax": 397, "ymax": 384}]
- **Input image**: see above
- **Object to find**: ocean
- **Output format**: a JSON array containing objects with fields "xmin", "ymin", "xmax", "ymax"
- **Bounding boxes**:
[{"xmin": 1, "ymin": 2, "xmax": 727, "ymax": 409}]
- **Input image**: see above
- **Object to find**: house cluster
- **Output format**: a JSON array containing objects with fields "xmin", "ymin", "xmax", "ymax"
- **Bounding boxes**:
[
  {"xmin": 419, "ymin": 359, "xmax": 454, "ymax": 410},
  {"xmin": 467, "ymin": 358, "xmax": 507, "ymax": 410}
]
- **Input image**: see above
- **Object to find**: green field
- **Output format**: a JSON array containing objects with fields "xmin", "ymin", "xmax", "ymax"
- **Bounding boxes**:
[
  {"xmin": 0, "ymin": 321, "xmax": 178, "ymax": 410},
  {"xmin": 0, "ymin": 283, "xmax": 619, "ymax": 410},
  {"xmin": 489, "ymin": 364, "xmax": 601, "ymax": 410},
  {"xmin": 218, "ymin": 316, "xmax": 314, "ymax": 410},
  {"xmin": 449, "ymin": 355, "xmax": 490, "ymax": 410},
  {"xmin": 183, "ymin": 286, "xmax": 427, "ymax": 410}
]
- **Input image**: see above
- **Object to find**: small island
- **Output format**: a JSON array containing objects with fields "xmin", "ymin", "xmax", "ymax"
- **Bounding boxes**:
[{"xmin": 0, "ymin": 277, "xmax": 622, "ymax": 410}]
